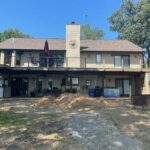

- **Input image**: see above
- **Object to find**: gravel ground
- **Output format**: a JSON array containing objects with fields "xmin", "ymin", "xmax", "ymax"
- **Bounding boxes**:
[
  {"xmin": 0, "ymin": 98, "xmax": 149, "ymax": 150},
  {"xmin": 65, "ymin": 110, "xmax": 143, "ymax": 150}
]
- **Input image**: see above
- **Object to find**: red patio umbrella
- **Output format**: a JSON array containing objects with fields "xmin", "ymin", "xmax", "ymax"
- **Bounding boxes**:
[{"xmin": 44, "ymin": 40, "xmax": 49, "ymax": 55}]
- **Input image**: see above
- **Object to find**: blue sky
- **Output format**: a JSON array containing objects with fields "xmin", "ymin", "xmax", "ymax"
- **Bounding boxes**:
[{"xmin": 0, "ymin": 0, "xmax": 137, "ymax": 39}]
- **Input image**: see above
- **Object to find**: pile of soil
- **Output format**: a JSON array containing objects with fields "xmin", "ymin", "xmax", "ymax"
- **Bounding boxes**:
[{"xmin": 34, "ymin": 93, "xmax": 113, "ymax": 110}]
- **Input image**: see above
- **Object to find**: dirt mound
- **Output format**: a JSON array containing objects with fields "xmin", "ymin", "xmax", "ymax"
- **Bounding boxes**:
[
  {"xmin": 67, "ymin": 96, "xmax": 113, "ymax": 109},
  {"xmin": 33, "ymin": 93, "xmax": 113, "ymax": 110}
]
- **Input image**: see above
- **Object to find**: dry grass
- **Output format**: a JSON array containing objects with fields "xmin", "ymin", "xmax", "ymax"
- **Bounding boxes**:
[{"xmin": 33, "ymin": 93, "xmax": 113, "ymax": 110}]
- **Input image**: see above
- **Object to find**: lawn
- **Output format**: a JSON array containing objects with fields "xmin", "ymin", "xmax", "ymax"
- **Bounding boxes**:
[{"xmin": 0, "ymin": 111, "xmax": 29, "ymax": 126}]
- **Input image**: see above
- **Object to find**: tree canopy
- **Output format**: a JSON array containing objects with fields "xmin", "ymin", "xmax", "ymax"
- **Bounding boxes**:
[
  {"xmin": 81, "ymin": 24, "xmax": 104, "ymax": 40},
  {"xmin": 109, "ymin": 0, "xmax": 150, "ymax": 63},
  {"xmin": 0, "ymin": 29, "xmax": 31, "ymax": 42}
]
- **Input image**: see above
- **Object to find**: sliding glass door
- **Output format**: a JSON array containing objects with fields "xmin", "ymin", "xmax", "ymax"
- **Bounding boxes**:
[{"xmin": 116, "ymin": 79, "xmax": 130, "ymax": 96}]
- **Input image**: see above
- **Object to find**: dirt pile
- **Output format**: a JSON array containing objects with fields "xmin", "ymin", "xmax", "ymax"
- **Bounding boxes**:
[{"xmin": 34, "ymin": 93, "xmax": 113, "ymax": 110}]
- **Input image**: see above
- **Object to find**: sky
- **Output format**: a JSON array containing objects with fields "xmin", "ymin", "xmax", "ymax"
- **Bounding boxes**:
[{"xmin": 0, "ymin": 0, "xmax": 137, "ymax": 40}]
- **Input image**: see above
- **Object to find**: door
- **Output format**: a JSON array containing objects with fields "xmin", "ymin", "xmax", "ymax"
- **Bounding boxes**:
[
  {"xmin": 116, "ymin": 79, "xmax": 130, "ymax": 96},
  {"xmin": 116, "ymin": 79, "xmax": 123, "ymax": 96},
  {"xmin": 123, "ymin": 80, "xmax": 130, "ymax": 95},
  {"xmin": 11, "ymin": 78, "xmax": 28, "ymax": 97}
]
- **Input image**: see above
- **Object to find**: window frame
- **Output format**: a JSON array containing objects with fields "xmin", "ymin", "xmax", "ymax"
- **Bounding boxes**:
[
  {"xmin": 66, "ymin": 77, "xmax": 79, "ymax": 86},
  {"xmin": 114, "ymin": 55, "xmax": 130, "ymax": 68},
  {"xmin": 96, "ymin": 53, "xmax": 102, "ymax": 64}
]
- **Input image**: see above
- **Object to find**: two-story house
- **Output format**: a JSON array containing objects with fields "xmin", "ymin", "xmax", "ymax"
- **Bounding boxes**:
[{"xmin": 0, "ymin": 22, "xmax": 149, "ymax": 98}]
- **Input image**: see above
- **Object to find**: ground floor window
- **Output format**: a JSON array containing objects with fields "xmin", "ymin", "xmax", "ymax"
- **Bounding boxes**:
[
  {"xmin": 72, "ymin": 78, "xmax": 79, "ymax": 85},
  {"xmin": 67, "ymin": 77, "xmax": 79, "ymax": 86},
  {"xmin": 86, "ymin": 80, "xmax": 91, "ymax": 87}
]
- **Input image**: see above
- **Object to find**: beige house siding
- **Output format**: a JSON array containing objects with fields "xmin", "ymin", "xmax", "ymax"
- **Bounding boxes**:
[
  {"xmin": 130, "ymin": 53, "xmax": 143, "ymax": 69},
  {"xmin": 81, "ymin": 52, "xmax": 143, "ymax": 69},
  {"xmin": 0, "ymin": 50, "xmax": 143, "ymax": 69}
]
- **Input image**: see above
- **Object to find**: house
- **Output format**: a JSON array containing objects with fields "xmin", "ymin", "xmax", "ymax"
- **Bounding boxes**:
[{"xmin": 0, "ymin": 22, "xmax": 149, "ymax": 97}]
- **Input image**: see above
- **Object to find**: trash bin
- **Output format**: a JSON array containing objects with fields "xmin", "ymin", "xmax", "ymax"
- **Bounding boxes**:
[
  {"xmin": 95, "ymin": 87, "xmax": 101, "ymax": 97},
  {"xmin": 88, "ymin": 88, "xmax": 95, "ymax": 97}
]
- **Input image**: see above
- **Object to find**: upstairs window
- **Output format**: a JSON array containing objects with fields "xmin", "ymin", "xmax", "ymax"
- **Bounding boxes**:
[
  {"xmin": 5, "ymin": 51, "xmax": 12, "ymax": 65},
  {"xmin": 123, "ymin": 56, "xmax": 129, "ymax": 68},
  {"xmin": 16, "ymin": 52, "xmax": 22, "ymax": 66},
  {"xmin": 96, "ymin": 54, "xmax": 102, "ymax": 64},
  {"xmin": 115, "ymin": 56, "xmax": 121, "ymax": 68},
  {"xmin": 115, "ymin": 55, "xmax": 129, "ymax": 68}
]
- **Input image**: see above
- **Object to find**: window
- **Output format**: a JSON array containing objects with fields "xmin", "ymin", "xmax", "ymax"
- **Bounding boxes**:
[
  {"xmin": 40, "ymin": 52, "xmax": 64, "ymax": 68},
  {"xmin": 16, "ymin": 52, "xmax": 22, "ymax": 66},
  {"xmin": 72, "ymin": 78, "xmax": 79, "ymax": 85},
  {"xmin": 67, "ymin": 77, "xmax": 79, "ymax": 85},
  {"xmin": 123, "ymin": 56, "xmax": 129, "ymax": 68},
  {"xmin": 115, "ymin": 56, "xmax": 121, "ymax": 68},
  {"xmin": 86, "ymin": 80, "xmax": 91, "ymax": 87},
  {"xmin": 5, "ymin": 51, "xmax": 12, "ymax": 65},
  {"xmin": 40, "ymin": 58, "xmax": 47, "ymax": 67},
  {"xmin": 115, "ymin": 56, "xmax": 129, "ymax": 68},
  {"xmin": 96, "ymin": 54, "xmax": 102, "ymax": 64}
]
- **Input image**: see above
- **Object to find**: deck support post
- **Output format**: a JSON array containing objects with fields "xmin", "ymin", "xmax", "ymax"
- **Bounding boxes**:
[{"xmin": 129, "ymin": 76, "xmax": 132, "ymax": 98}]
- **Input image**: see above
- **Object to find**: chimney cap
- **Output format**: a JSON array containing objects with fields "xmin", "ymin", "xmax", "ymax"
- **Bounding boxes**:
[
  {"xmin": 67, "ymin": 21, "xmax": 80, "ymax": 25},
  {"xmin": 71, "ymin": 21, "xmax": 75, "ymax": 24}
]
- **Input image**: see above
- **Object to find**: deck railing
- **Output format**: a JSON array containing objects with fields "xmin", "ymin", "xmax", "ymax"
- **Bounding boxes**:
[{"xmin": 1, "ymin": 56, "xmax": 145, "ymax": 71}]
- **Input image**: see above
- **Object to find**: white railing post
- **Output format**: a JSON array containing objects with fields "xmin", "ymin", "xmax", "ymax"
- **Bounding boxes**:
[{"xmin": 0, "ymin": 51, "xmax": 5, "ymax": 65}]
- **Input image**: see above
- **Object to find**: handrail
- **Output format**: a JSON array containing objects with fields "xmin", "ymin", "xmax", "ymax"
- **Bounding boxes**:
[{"xmin": 1, "ymin": 55, "xmax": 148, "ymax": 70}]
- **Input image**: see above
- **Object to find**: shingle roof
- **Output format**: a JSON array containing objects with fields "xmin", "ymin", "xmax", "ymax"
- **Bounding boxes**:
[{"xmin": 0, "ymin": 38, "xmax": 144, "ymax": 52}]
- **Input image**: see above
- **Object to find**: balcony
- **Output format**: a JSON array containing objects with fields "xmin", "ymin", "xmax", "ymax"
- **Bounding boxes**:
[{"xmin": 1, "ymin": 56, "xmax": 147, "ymax": 72}]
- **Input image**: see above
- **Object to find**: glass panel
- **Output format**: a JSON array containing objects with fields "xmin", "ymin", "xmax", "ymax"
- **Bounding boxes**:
[
  {"xmin": 86, "ymin": 80, "xmax": 91, "ymax": 87},
  {"xmin": 115, "ymin": 56, "xmax": 121, "ymax": 68},
  {"xmin": 5, "ymin": 52, "xmax": 12, "ymax": 65},
  {"xmin": 16, "ymin": 52, "xmax": 22, "ymax": 66},
  {"xmin": 123, "ymin": 56, "xmax": 129, "ymax": 68},
  {"xmin": 40, "ymin": 58, "xmax": 47, "ymax": 67},
  {"xmin": 123, "ymin": 80, "xmax": 130, "ymax": 95},
  {"xmin": 36, "ymin": 79, "xmax": 42, "ymax": 93},
  {"xmin": 72, "ymin": 78, "xmax": 79, "ymax": 85},
  {"xmin": 96, "ymin": 54, "xmax": 101, "ymax": 64},
  {"xmin": 116, "ymin": 80, "xmax": 123, "ymax": 95}
]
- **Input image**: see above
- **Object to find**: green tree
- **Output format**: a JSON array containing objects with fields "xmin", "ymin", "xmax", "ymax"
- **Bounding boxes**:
[
  {"xmin": 81, "ymin": 24, "xmax": 104, "ymax": 40},
  {"xmin": 0, "ymin": 29, "xmax": 31, "ymax": 42},
  {"xmin": 109, "ymin": 0, "xmax": 150, "ymax": 65}
]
